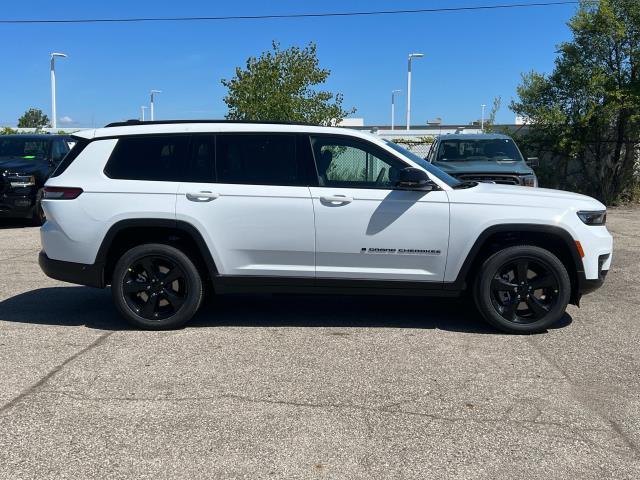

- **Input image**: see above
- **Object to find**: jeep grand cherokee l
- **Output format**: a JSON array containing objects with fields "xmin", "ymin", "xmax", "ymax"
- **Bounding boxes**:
[{"xmin": 38, "ymin": 121, "xmax": 612, "ymax": 333}]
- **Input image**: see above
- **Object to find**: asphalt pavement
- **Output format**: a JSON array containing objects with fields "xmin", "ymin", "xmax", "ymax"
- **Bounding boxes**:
[{"xmin": 0, "ymin": 209, "xmax": 639, "ymax": 479}]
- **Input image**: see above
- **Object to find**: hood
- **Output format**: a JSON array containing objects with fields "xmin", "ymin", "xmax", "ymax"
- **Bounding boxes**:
[
  {"xmin": 433, "ymin": 159, "xmax": 533, "ymax": 175},
  {"xmin": 0, "ymin": 156, "xmax": 48, "ymax": 174},
  {"xmin": 452, "ymin": 182, "xmax": 606, "ymax": 210}
]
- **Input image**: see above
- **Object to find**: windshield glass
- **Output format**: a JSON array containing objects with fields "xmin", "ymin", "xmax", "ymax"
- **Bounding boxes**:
[
  {"xmin": 383, "ymin": 140, "xmax": 462, "ymax": 187},
  {"xmin": 435, "ymin": 138, "xmax": 524, "ymax": 162},
  {"xmin": 0, "ymin": 138, "xmax": 49, "ymax": 159}
]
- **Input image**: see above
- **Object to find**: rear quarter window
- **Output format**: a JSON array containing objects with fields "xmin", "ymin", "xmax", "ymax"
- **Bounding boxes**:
[
  {"xmin": 50, "ymin": 137, "xmax": 89, "ymax": 178},
  {"xmin": 104, "ymin": 135, "xmax": 213, "ymax": 182}
]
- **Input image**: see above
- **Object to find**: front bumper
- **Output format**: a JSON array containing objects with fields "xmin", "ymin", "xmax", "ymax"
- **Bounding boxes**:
[
  {"xmin": 38, "ymin": 251, "xmax": 104, "ymax": 288},
  {"xmin": 577, "ymin": 253, "xmax": 609, "ymax": 296},
  {"xmin": 0, "ymin": 193, "xmax": 37, "ymax": 218}
]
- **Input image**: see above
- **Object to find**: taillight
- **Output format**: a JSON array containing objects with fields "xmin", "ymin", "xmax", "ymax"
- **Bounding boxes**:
[{"xmin": 43, "ymin": 187, "xmax": 83, "ymax": 199}]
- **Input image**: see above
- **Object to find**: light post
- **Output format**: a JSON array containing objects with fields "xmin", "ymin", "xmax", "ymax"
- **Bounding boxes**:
[
  {"xmin": 481, "ymin": 104, "xmax": 486, "ymax": 132},
  {"xmin": 391, "ymin": 89, "xmax": 401, "ymax": 130},
  {"xmin": 150, "ymin": 90, "xmax": 162, "ymax": 121},
  {"xmin": 50, "ymin": 52, "xmax": 67, "ymax": 129},
  {"xmin": 140, "ymin": 106, "xmax": 148, "ymax": 121},
  {"xmin": 406, "ymin": 53, "xmax": 424, "ymax": 131}
]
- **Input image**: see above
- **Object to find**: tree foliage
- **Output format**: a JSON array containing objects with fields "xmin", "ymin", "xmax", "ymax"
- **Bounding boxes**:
[
  {"xmin": 17, "ymin": 108, "xmax": 50, "ymax": 129},
  {"xmin": 222, "ymin": 41, "xmax": 355, "ymax": 126},
  {"xmin": 482, "ymin": 97, "xmax": 502, "ymax": 133},
  {"xmin": 511, "ymin": 0, "xmax": 640, "ymax": 204}
]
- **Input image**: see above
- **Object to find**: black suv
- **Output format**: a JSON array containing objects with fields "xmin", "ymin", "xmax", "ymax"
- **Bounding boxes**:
[{"xmin": 0, "ymin": 134, "xmax": 73, "ymax": 224}]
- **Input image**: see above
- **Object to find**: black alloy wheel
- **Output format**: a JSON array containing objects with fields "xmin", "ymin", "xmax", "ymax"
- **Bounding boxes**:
[
  {"xmin": 112, "ymin": 244, "xmax": 203, "ymax": 329},
  {"xmin": 122, "ymin": 255, "xmax": 188, "ymax": 321},
  {"xmin": 474, "ymin": 245, "xmax": 571, "ymax": 334},
  {"xmin": 489, "ymin": 257, "xmax": 560, "ymax": 324}
]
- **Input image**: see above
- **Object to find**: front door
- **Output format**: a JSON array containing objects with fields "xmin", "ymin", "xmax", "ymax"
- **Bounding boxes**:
[{"xmin": 308, "ymin": 135, "xmax": 450, "ymax": 282}]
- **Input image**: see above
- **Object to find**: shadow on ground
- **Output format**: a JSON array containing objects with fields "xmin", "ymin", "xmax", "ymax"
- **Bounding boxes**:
[
  {"xmin": 0, "ymin": 219, "xmax": 36, "ymax": 230},
  {"xmin": 0, "ymin": 286, "xmax": 572, "ymax": 334}
]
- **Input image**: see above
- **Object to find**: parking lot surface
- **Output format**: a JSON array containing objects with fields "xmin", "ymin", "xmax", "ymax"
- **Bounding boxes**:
[{"xmin": 0, "ymin": 209, "xmax": 639, "ymax": 479}]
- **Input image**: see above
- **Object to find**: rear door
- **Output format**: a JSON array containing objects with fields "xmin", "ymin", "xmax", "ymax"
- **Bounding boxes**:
[
  {"xmin": 308, "ymin": 135, "xmax": 450, "ymax": 282},
  {"xmin": 175, "ymin": 133, "xmax": 317, "ymax": 277}
]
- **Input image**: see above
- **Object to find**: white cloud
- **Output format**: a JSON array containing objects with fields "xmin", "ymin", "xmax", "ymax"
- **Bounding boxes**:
[{"xmin": 59, "ymin": 116, "xmax": 73, "ymax": 124}]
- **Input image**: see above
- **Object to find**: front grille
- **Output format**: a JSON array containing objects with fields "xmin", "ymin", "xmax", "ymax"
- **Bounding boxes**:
[{"xmin": 456, "ymin": 174, "xmax": 521, "ymax": 185}]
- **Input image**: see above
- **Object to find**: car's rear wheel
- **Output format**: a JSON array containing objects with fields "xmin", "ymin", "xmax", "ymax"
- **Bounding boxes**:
[
  {"xmin": 473, "ymin": 245, "xmax": 571, "ymax": 334},
  {"xmin": 111, "ymin": 243, "xmax": 203, "ymax": 330}
]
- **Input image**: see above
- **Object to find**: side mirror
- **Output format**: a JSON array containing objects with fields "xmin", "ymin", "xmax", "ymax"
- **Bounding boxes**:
[
  {"xmin": 526, "ymin": 157, "xmax": 539, "ymax": 167},
  {"xmin": 396, "ymin": 167, "xmax": 434, "ymax": 190}
]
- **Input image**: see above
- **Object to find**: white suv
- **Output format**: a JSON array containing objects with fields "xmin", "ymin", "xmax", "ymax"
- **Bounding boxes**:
[{"xmin": 39, "ymin": 121, "xmax": 612, "ymax": 333}]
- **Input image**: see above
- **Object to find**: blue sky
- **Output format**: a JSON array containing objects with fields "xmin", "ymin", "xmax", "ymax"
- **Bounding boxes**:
[{"xmin": 0, "ymin": 0, "xmax": 578, "ymax": 127}]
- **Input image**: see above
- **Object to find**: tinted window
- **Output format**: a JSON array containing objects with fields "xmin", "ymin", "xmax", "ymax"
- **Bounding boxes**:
[
  {"xmin": 51, "ymin": 137, "xmax": 89, "ymax": 178},
  {"xmin": 51, "ymin": 140, "xmax": 68, "ymax": 162},
  {"xmin": 105, "ymin": 135, "xmax": 195, "ymax": 182},
  {"xmin": 216, "ymin": 134, "xmax": 308, "ymax": 186},
  {"xmin": 311, "ymin": 136, "xmax": 407, "ymax": 189},
  {"xmin": 435, "ymin": 138, "xmax": 524, "ymax": 162},
  {"xmin": 0, "ymin": 138, "xmax": 50, "ymax": 159}
]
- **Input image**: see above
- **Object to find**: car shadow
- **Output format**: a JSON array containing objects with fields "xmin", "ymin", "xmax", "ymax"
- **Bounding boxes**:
[
  {"xmin": 0, "ymin": 219, "xmax": 35, "ymax": 230},
  {"xmin": 0, "ymin": 286, "xmax": 573, "ymax": 334}
]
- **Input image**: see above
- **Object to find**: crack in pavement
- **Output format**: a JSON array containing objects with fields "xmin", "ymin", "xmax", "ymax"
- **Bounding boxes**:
[
  {"xmin": 30, "ymin": 389, "xmax": 636, "ymax": 458},
  {"xmin": 0, "ymin": 331, "xmax": 114, "ymax": 416},
  {"xmin": 525, "ymin": 336, "xmax": 640, "ymax": 459}
]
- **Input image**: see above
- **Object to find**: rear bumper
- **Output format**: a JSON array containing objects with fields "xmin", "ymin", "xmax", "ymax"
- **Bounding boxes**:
[{"xmin": 38, "ymin": 251, "xmax": 104, "ymax": 288}]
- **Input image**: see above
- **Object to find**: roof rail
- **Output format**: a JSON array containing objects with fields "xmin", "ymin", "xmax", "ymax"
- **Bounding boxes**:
[{"xmin": 104, "ymin": 119, "xmax": 322, "ymax": 128}]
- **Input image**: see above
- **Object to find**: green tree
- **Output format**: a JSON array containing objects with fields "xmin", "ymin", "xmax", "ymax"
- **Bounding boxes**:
[
  {"xmin": 511, "ymin": 0, "xmax": 640, "ymax": 204},
  {"xmin": 222, "ymin": 41, "xmax": 355, "ymax": 125},
  {"xmin": 17, "ymin": 108, "xmax": 50, "ymax": 128},
  {"xmin": 482, "ymin": 96, "xmax": 502, "ymax": 133}
]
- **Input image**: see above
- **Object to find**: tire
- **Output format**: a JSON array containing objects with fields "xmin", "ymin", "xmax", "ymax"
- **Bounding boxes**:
[
  {"xmin": 30, "ymin": 189, "xmax": 46, "ymax": 226},
  {"xmin": 111, "ymin": 243, "xmax": 203, "ymax": 330},
  {"xmin": 473, "ymin": 245, "xmax": 571, "ymax": 334}
]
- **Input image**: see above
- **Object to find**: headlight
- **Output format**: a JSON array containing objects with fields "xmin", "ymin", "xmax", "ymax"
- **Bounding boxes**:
[
  {"xmin": 522, "ymin": 175, "xmax": 538, "ymax": 187},
  {"xmin": 6, "ymin": 174, "xmax": 36, "ymax": 188},
  {"xmin": 577, "ymin": 210, "xmax": 607, "ymax": 226}
]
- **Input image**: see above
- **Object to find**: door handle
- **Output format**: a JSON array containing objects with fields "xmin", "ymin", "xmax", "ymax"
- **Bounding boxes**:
[
  {"xmin": 186, "ymin": 191, "xmax": 220, "ymax": 202},
  {"xmin": 320, "ymin": 195, "xmax": 353, "ymax": 204}
]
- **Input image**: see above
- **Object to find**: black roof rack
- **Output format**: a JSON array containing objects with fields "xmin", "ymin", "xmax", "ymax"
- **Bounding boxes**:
[{"xmin": 104, "ymin": 119, "xmax": 322, "ymax": 128}]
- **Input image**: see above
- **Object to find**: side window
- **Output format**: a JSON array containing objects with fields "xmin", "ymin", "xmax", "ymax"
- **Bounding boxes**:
[
  {"xmin": 105, "ymin": 135, "xmax": 190, "ymax": 182},
  {"xmin": 215, "ymin": 134, "xmax": 311, "ymax": 186},
  {"xmin": 51, "ymin": 140, "xmax": 68, "ymax": 162},
  {"xmin": 310, "ymin": 136, "xmax": 406, "ymax": 189},
  {"xmin": 187, "ymin": 135, "xmax": 214, "ymax": 183}
]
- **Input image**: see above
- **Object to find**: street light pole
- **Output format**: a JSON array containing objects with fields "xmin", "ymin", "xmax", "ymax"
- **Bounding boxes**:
[
  {"xmin": 481, "ymin": 104, "xmax": 486, "ymax": 132},
  {"xmin": 141, "ymin": 106, "xmax": 148, "ymax": 121},
  {"xmin": 406, "ymin": 53, "xmax": 424, "ymax": 131},
  {"xmin": 50, "ymin": 53, "xmax": 67, "ymax": 129},
  {"xmin": 150, "ymin": 90, "xmax": 162, "ymax": 121},
  {"xmin": 391, "ymin": 90, "xmax": 401, "ymax": 130}
]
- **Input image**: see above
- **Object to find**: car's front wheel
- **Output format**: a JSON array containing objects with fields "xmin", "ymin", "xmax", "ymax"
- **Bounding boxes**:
[
  {"xmin": 111, "ymin": 243, "xmax": 203, "ymax": 330},
  {"xmin": 474, "ymin": 245, "xmax": 571, "ymax": 334}
]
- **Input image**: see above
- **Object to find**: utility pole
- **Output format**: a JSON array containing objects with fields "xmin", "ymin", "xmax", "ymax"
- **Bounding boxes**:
[
  {"xmin": 391, "ymin": 90, "xmax": 401, "ymax": 130},
  {"xmin": 406, "ymin": 53, "xmax": 424, "ymax": 131},
  {"xmin": 50, "ymin": 53, "xmax": 67, "ymax": 129},
  {"xmin": 150, "ymin": 90, "xmax": 162, "ymax": 121}
]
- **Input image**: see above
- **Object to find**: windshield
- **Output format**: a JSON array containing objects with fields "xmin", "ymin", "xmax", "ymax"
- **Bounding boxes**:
[
  {"xmin": 435, "ymin": 138, "xmax": 524, "ymax": 163},
  {"xmin": 0, "ymin": 138, "xmax": 50, "ymax": 159},
  {"xmin": 383, "ymin": 140, "xmax": 462, "ymax": 187}
]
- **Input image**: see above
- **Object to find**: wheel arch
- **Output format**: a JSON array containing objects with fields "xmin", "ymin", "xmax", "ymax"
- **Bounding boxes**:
[
  {"xmin": 96, "ymin": 219, "xmax": 218, "ymax": 286},
  {"xmin": 451, "ymin": 224, "xmax": 584, "ymax": 304}
]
